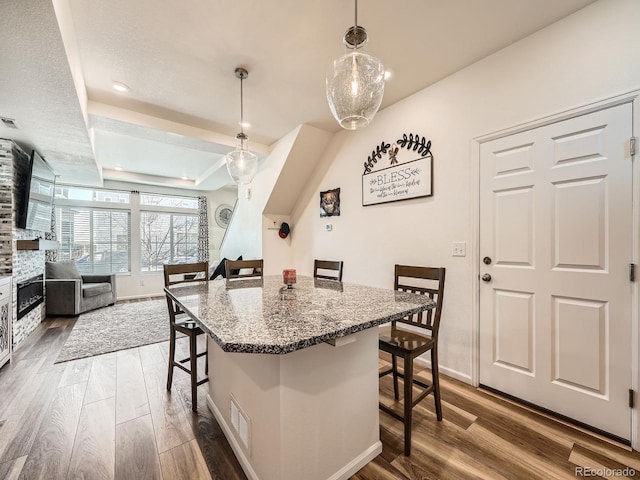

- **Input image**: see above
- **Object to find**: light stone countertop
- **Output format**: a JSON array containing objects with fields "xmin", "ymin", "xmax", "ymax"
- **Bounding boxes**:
[{"xmin": 165, "ymin": 275, "xmax": 435, "ymax": 354}]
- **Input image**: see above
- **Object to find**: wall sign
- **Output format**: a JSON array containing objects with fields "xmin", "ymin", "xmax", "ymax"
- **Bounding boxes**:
[{"xmin": 362, "ymin": 133, "xmax": 433, "ymax": 206}]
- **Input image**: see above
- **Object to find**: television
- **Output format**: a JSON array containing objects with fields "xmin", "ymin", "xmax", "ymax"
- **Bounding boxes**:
[{"xmin": 15, "ymin": 150, "xmax": 56, "ymax": 232}]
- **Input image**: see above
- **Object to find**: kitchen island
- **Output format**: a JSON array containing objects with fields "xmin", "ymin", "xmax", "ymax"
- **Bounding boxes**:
[{"xmin": 165, "ymin": 275, "xmax": 434, "ymax": 480}]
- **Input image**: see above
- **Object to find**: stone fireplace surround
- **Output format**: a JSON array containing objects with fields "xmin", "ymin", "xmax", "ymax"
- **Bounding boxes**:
[{"xmin": 0, "ymin": 139, "xmax": 50, "ymax": 349}]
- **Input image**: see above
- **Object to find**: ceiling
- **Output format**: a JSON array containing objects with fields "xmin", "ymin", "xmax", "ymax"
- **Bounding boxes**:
[{"xmin": 0, "ymin": 0, "xmax": 597, "ymax": 191}]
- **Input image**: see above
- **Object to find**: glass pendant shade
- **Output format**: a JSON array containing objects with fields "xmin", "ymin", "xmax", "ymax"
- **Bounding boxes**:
[
  {"xmin": 326, "ymin": 50, "xmax": 384, "ymax": 130},
  {"xmin": 226, "ymin": 133, "xmax": 258, "ymax": 185}
]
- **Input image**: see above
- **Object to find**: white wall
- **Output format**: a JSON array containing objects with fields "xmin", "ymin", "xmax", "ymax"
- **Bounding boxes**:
[
  {"xmin": 286, "ymin": 0, "xmax": 640, "ymax": 382},
  {"xmin": 221, "ymin": 126, "xmax": 301, "ymax": 263},
  {"xmin": 221, "ymin": 124, "xmax": 332, "ymax": 275},
  {"xmin": 262, "ymin": 214, "xmax": 293, "ymax": 275},
  {"xmin": 206, "ymin": 186, "xmax": 238, "ymax": 264}
]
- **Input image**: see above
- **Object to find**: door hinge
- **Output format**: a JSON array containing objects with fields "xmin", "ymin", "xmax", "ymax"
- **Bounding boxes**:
[
  {"xmin": 630, "ymin": 263, "xmax": 636, "ymax": 282},
  {"xmin": 630, "ymin": 389, "xmax": 635, "ymax": 409},
  {"xmin": 631, "ymin": 137, "xmax": 637, "ymax": 156}
]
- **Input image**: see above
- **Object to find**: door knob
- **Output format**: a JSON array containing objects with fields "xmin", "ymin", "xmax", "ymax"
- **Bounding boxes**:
[
  {"xmin": 483, "ymin": 256, "xmax": 492, "ymax": 265},
  {"xmin": 482, "ymin": 273, "xmax": 492, "ymax": 282}
]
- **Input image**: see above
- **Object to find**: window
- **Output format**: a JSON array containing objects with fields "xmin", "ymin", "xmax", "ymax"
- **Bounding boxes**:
[
  {"xmin": 53, "ymin": 187, "xmax": 201, "ymax": 276},
  {"xmin": 140, "ymin": 194, "xmax": 198, "ymax": 209},
  {"xmin": 140, "ymin": 212, "xmax": 199, "ymax": 271},
  {"xmin": 55, "ymin": 186, "xmax": 131, "ymax": 203},
  {"xmin": 55, "ymin": 207, "xmax": 131, "ymax": 274}
]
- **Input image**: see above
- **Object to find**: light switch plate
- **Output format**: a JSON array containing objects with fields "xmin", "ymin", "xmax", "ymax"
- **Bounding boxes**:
[
  {"xmin": 325, "ymin": 224, "xmax": 332, "ymax": 231},
  {"xmin": 452, "ymin": 241, "xmax": 466, "ymax": 257}
]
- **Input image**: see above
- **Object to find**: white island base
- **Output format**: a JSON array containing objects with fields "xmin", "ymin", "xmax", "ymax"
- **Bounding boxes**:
[{"xmin": 206, "ymin": 328, "xmax": 382, "ymax": 480}]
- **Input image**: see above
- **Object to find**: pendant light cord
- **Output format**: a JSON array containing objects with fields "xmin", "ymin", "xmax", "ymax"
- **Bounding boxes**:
[
  {"xmin": 239, "ymin": 75, "xmax": 245, "ymax": 136},
  {"xmin": 354, "ymin": 0, "xmax": 358, "ymax": 51}
]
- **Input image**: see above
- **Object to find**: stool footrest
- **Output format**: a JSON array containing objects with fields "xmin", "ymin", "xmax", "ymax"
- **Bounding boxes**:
[
  {"xmin": 178, "ymin": 350, "xmax": 207, "ymax": 364},
  {"xmin": 379, "ymin": 402, "xmax": 405, "ymax": 422},
  {"xmin": 170, "ymin": 361, "xmax": 209, "ymax": 384},
  {"xmin": 173, "ymin": 362, "xmax": 191, "ymax": 375}
]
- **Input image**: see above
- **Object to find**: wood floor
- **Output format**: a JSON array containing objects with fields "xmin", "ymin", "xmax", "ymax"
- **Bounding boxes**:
[
  {"xmin": 0, "ymin": 315, "xmax": 639, "ymax": 480},
  {"xmin": 0, "ymin": 314, "xmax": 245, "ymax": 480}
]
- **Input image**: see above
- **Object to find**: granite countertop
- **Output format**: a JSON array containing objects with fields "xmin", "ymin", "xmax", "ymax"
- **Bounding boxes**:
[{"xmin": 165, "ymin": 275, "xmax": 435, "ymax": 354}]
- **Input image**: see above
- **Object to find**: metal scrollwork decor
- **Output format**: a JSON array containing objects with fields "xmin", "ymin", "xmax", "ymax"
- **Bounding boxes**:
[
  {"xmin": 363, "ymin": 141, "xmax": 391, "ymax": 174},
  {"xmin": 397, "ymin": 133, "xmax": 432, "ymax": 157},
  {"xmin": 362, "ymin": 133, "xmax": 433, "ymax": 206}
]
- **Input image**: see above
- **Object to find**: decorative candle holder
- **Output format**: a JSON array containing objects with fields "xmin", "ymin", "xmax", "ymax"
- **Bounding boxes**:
[{"xmin": 282, "ymin": 269, "xmax": 297, "ymax": 288}]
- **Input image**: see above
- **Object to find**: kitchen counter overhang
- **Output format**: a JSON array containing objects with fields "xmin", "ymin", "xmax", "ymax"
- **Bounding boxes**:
[{"xmin": 164, "ymin": 275, "xmax": 435, "ymax": 354}]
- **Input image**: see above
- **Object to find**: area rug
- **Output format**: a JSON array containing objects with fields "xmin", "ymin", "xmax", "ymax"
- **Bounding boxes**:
[{"xmin": 55, "ymin": 299, "xmax": 170, "ymax": 363}]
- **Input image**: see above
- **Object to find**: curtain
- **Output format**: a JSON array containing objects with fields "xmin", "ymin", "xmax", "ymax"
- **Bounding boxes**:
[
  {"xmin": 44, "ymin": 196, "xmax": 57, "ymax": 262},
  {"xmin": 197, "ymin": 196, "xmax": 209, "ymax": 263}
]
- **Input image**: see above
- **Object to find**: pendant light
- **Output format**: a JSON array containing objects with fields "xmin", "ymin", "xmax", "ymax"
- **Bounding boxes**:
[
  {"xmin": 326, "ymin": 0, "xmax": 385, "ymax": 130},
  {"xmin": 225, "ymin": 67, "xmax": 258, "ymax": 184}
]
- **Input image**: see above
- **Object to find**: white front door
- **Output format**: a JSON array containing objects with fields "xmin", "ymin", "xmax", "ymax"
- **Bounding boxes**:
[{"xmin": 479, "ymin": 102, "xmax": 633, "ymax": 441}]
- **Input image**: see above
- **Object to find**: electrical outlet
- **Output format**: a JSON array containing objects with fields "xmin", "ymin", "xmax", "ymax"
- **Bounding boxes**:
[
  {"xmin": 452, "ymin": 241, "xmax": 466, "ymax": 257},
  {"xmin": 325, "ymin": 223, "xmax": 332, "ymax": 231},
  {"xmin": 139, "ymin": 280, "xmax": 144, "ymax": 286}
]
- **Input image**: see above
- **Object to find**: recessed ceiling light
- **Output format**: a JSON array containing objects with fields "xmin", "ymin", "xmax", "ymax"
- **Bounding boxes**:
[
  {"xmin": 384, "ymin": 70, "xmax": 393, "ymax": 81},
  {"xmin": 112, "ymin": 82, "xmax": 130, "ymax": 93},
  {"xmin": 114, "ymin": 166, "xmax": 123, "ymax": 171}
]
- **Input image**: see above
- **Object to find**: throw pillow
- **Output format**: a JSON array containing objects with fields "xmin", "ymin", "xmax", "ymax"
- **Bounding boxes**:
[
  {"xmin": 209, "ymin": 255, "xmax": 243, "ymax": 280},
  {"xmin": 229, "ymin": 255, "xmax": 243, "ymax": 276},
  {"xmin": 46, "ymin": 261, "xmax": 82, "ymax": 280},
  {"xmin": 210, "ymin": 258, "xmax": 227, "ymax": 280}
]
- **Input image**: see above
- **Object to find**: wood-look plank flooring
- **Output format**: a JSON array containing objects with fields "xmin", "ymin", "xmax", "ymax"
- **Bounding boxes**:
[
  {"xmin": 1, "ymin": 314, "xmax": 639, "ymax": 479},
  {"xmin": 0, "ymin": 313, "xmax": 244, "ymax": 480}
]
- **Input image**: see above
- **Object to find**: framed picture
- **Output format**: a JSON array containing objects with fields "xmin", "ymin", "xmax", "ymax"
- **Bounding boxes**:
[{"xmin": 320, "ymin": 188, "xmax": 340, "ymax": 217}]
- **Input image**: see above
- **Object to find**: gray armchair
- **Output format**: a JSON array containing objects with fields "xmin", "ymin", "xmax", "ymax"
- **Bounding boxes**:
[{"xmin": 45, "ymin": 261, "xmax": 117, "ymax": 316}]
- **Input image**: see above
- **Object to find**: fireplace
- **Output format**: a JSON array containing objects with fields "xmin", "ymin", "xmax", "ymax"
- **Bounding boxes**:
[{"xmin": 17, "ymin": 274, "xmax": 44, "ymax": 320}]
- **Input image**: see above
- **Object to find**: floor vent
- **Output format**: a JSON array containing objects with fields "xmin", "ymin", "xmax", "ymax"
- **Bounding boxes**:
[{"xmin": 230, "ymin": 394, "xmax": 251, "ymax": 455}]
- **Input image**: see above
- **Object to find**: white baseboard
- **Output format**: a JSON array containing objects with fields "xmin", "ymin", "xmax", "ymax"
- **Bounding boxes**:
[
  {"xmin": 206, "ymin": 394, "xmax": 382, "ymax": 480},
  {"xmin": 116, "ymin": 293, "xmax": 164, "ymax": 301},
  {"xmin": 414, "ymin": 356, "xmax": 473, "ymax": 385},
  {"xmin": 326, "ymin": 441, "xmax": 382, "ymax": 480},
  {"xmin": 207, "ymin": 394, "xmax": 260, "ymax": 480}
]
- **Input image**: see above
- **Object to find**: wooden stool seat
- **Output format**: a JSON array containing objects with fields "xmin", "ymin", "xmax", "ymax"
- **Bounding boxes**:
[{"xmin": 378, "ymin": 326, "xmax": 435, "ymax": 353}]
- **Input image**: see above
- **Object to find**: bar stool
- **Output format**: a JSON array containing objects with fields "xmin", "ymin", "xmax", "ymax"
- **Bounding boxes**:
[
  {"xmin": 313, "ymin": 259, "xmax": 344, "ymax": 281},
  {"xmin": 164, "ymin": 261, "xmax": 209, "ymax": 412},
  {"xmin": 378, "ymin": 264, "xmax": 446, "ymax": 455}
]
